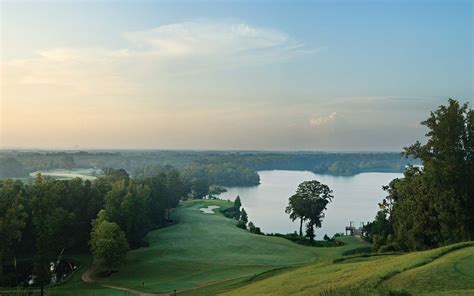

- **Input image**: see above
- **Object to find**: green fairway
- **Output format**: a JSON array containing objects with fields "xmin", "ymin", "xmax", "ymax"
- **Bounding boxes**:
[
  {"xmin": 29, "ymin": 168, "xmax": 100, "ymax": 180},
  {"xmin": 223, "ymin": 242, "xmax": 474, "ymax": 296},
  {"xmin": 95, "ymin": 199, "xmax": 368, "ymax": 294}
]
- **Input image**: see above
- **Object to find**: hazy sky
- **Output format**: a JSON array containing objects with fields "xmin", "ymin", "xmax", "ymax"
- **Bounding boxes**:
[{"xmin": 1, "ymin": 0, "xmax": 473, "ymax": 151}]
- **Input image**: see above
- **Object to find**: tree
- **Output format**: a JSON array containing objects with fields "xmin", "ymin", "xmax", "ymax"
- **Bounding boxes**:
[
  {"xmin": 166, "ymin": 170, "xmax": 186, "ymax": 218},
  {"xmin": 285, "ymin": 194, "xmax": 307, "ymax": 237},
  {"xmin": 90, "ymin": 219, "xmax": 128, "ymax": 272},
  {"xmin": 248, "ymin": 221, "xmax": 256, "ymax": 232},
  {"xmin": 191, "ymin": 179, "xmax": 209, "ymax": 199},
  {"xmin": 305, "ymin": 222, "xmax": 315, "ymax": 241},
  {"xmin": 29, "ymin": 175, "xmax": 76, "ymax": 294},
  {"xmin": 234, "ymin": 196, "xmax": 242, "ymax": 210},
  {"xmin": 286, "ymin": 180, "xmax": 333, "ymax": 239},
  {"xmin": 104, "ymin": 180, "xmax": 151, "ymax": 246},
  {"xmin": 403, "ymin": 99, "xmax": 473, "ymax": 245},
  {"xmin": 368, "ymin": 99, "xmax": 474, "ymax": 251},
  {"xmin": 0, "ymin": 180, "xmax": 27, "ymax": 277},
  {"xmin": 248, "ymin": 222, "xmax": 262, "ymax": 235},
  {"xmin": 240, "ymin": 208, "xmax": 248, "ymax": 224}
]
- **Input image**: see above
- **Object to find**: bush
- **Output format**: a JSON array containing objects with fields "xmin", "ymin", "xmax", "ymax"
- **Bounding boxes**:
[
  {"xmin": 248, "ymin": 222, "xmax": 263, "ymax": 235},
  {"xmin": 236, "ymin": 220, "xmax": 247, "ymax": 229}
]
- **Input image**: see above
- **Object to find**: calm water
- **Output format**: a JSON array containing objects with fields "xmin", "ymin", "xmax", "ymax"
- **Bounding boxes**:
[{"xmin": 218, "ymin": 170, "xmax": 402, "ymax": 237}]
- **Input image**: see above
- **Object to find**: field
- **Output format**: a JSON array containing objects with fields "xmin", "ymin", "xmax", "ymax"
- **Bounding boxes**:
[{"xmin": 29, "ymin": 168, "xmax": 100, "ymax": 181}]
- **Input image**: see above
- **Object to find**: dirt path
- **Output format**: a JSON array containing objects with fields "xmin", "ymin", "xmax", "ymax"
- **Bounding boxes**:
[{"xmin": 82, "ymin": 264, "xmax": 168, "ymax": 296}]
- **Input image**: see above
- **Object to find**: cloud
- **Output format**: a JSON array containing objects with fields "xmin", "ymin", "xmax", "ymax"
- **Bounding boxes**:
[
  {"xmin": 123, "ymin": 21, "xmax": 302, "ymax": 57},
  {"xmin": 2, "ymin": 20, "xmax": 310, "ymax": 98},
  {"xmin": 309, "ymin": 112, "xmax": 337, "ymax": 126}
]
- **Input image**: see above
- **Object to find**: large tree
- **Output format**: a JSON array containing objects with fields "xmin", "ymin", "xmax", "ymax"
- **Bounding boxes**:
[
  {"xmin": 403, "ymin": 99, "xmax": 473, "ymax": 245},
  {"xmin": 90, "ymin": 215, "xmax": 128, "ymax": 273},
  {"xmin": 286, "ymin": 180, "xmax": 333, "ymax": 239},
  {"xmin": 368, "ymin": 99, "xmax": 474, "ymax": 251}
]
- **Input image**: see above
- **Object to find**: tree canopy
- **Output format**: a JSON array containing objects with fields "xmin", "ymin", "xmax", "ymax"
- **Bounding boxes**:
[
  {"xmin": 286, "ymin": 180, "xmax": 333, "ymax": 241},
  {"xmin": 366, "ymin": 99, "xmax": 474, "ymax": 251}
]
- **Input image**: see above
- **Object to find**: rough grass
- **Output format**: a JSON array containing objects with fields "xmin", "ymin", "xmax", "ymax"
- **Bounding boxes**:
[
  {"xmin": 222, "ymin": 242, "xmax": 474, "ymax": 296},
  {"xmin": 382, "ymin": 245, "xmax": 474, "ymax": 295}
]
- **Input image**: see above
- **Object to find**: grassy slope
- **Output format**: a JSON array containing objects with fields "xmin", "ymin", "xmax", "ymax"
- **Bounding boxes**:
[
  {"xmin": 223, "ymin": 242, "xmax": 474, "ymax": 296},
  {"xmin": 383, "ymin": 245, "xmax": 474, "ymax": 295},
  {"xmin": 97, "ymin": 199, "xmax": 368, "ymax": 294}
]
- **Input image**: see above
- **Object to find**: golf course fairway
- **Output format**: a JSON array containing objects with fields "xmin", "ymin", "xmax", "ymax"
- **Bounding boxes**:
[{"xmin": 91, "ymin": 199, "xmax": 368, "ymax": 294}]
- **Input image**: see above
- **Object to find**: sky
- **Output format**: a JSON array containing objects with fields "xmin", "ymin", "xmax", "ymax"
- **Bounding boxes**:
[{"xmin": 1, "ymin": 0, "xmax": 473, "ymax": 151}]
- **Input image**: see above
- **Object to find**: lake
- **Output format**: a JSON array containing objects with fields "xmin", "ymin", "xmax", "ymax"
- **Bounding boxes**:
[{"xmin": 218, "ymin": 170, "xmax": 403, "ymax": 238}]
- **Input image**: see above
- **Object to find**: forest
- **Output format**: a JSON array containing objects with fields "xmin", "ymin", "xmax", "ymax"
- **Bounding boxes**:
[
  {"xmin": 0, "ymin": 167, "xmax": 189, "ymax": 290},
  {"xmin": 0, "ymin": 150, "xmax": 415, "ymax": 187}
]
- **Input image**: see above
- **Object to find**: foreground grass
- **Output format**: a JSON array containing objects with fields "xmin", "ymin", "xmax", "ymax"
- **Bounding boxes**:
[
  {"xmin": 97, "ymin": 199, "xmax": 367, "ymax": 294},
  {"xmin": 223, "ymin": 242, "xmax": 474, "ymax": 296},
  {"xmin": 383, "ymin": 245, "xmax": 474, "ymax": 295}
]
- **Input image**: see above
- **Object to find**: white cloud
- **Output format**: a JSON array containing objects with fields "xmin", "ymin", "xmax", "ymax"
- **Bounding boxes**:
[
  {"xmin": 2, "ymin": 20, "xmax": 309, "ymax": 98},
  {"xmin": 309, "ymin": 112, "xmax": 337, "ymax": 126},
  {"xmin": 123, "ymin": 21, "xmax": 301, "ymax": 57}
]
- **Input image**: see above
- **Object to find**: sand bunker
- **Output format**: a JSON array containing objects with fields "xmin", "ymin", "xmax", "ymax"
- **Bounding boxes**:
[{"xmin": 199, "ymin": 205, "xmax": 220, "ymax": 214}]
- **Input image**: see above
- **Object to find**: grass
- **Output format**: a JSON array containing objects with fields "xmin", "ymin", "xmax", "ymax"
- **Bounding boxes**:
[
  {"xmin": 95, "ymin": 199, "xmax": 368, "ymax": 294},
  {"xmin": 29, "ymin": 168, "xmax": 100, "ymax": 180},
  {"xmin": 222, "ymin": 242, "xmax": 474, "ymax": 296},
  {"xmin": 382, "ymin": 245, "xmax": 474, "ymax": 295}
]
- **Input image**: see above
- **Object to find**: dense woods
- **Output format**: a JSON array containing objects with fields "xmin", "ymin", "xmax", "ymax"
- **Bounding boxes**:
[
  {"xmin": 0, "ymin": 167, "xmax": 189, "ymax": 287},
  {"xmin": 366, "ymin": 99, "xmax": 474, "ymax": 252}
]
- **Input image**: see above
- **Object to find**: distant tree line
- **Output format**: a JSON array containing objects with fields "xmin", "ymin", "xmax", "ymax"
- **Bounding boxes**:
[
  {"xmin": 365, "ymin": 99, "xmax": 474, "ymax": 252},
  {"xmin": 0, "ymin": 167, "xmax": 189, "ymax": 289},
  {"xmin": 1, "ymin": 149, "xmax": 417, "ymax": 186}
]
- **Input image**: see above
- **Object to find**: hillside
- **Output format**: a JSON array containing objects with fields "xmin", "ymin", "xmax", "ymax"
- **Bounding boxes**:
[{"xmin": 223, "ymin": 242, "xmax": 474, "ymax": 295}]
